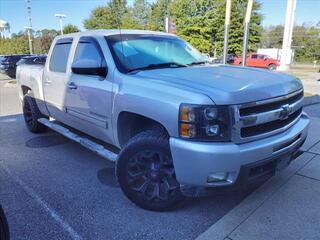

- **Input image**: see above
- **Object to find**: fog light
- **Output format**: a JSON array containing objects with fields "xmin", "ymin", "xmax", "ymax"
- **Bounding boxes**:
[
  {"xmin": 206, "ymin": 125, "xmax": 220, "ymax": 136},
  {"xmin": 207, "ymin": 172, "xmax": 228, "ymax": 183}
]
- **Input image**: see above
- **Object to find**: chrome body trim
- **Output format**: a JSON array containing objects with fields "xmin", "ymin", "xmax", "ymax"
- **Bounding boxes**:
[{"xmin": 231, "ymin": 89, "xmax": 304, "ymax": 143}]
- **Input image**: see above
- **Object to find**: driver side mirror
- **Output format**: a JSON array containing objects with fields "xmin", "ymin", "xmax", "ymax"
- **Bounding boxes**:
[{"xmin": 71, "ymin": 59, "xmax": 107, "ymax": 78}]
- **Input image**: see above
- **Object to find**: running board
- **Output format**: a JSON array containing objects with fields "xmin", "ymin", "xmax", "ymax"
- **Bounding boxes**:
[{"xmin": 38, "ymin": 118, "xmax": 118, "ymax": 162}]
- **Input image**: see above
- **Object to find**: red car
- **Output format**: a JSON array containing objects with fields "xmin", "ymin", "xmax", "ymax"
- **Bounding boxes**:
[{"xmin": 233, "ymin": 53, "xmax": 280, "ymax": 70}]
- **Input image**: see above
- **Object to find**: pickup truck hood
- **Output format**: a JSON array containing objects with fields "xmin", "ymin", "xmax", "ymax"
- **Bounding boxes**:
[{"xmin": 134, "ymin": 65, "xmax": 302, "ymax": 105}]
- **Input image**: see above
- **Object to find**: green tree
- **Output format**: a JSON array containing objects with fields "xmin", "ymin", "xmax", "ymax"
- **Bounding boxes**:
[
  {"xmin": 83, "ymin": 0, "xmax": 128, "ymax": 29},
  {"xmin": 132, "ymin": 0, "xmax": 152, "ymax": 29},
  {"xmin": 261, "ymin": 24, "xmax": 320, "ymax": 63},
  {"xmin": 261, "ymin": 25, "xmax": 284, "ymax": 48},
  {"xmin": 170, "ymin": 0, "xmax": 263, "ymax": 55},
  {"xmin": 292, "ymin": 25, "xmax": 320, "ymax": 63},
  {"xmin": 0, "ymin": 35, "xmax": 29, "ymax": 54},
  {"xmin": 148, "ymin": 0, "xmax": 171, "ymax": 31},
  {"xmin": 63, "ymin": 24, "xmax": 80, "ymax": 34},
  {"xmin": 33, "ymin": 29, "xmax": 59, "ymax": 54}
]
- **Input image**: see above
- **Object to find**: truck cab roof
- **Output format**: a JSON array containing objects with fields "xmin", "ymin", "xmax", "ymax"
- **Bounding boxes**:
[{"xmin": 56, "ymin": 29, "xmax": 176, "ymax": 39}]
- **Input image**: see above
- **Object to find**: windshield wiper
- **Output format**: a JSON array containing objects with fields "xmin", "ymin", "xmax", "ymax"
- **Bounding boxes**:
[
  {"xmin": 187, "ymin": 61, "xmax": 210, "ymax": 66},
  {"xmin": 127, "ymin": 62, "xmax": 187, "ymax": 73}
]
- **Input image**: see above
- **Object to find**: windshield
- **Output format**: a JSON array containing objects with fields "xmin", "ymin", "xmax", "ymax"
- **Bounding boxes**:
[{"xmin": 106, "ymin": 34, "xmax": 207, "ymax": 73}]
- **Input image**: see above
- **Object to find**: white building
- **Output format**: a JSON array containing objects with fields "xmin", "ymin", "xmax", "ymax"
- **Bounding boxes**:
[{"xmin": 0, "ymin": 20, "xmax": 11, "ymax": 39}]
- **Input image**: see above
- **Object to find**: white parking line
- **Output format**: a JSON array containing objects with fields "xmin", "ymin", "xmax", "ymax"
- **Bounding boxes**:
[
  {"xmin": 0, "ymin": 118, "xmax": 17, "ymax": 123},
  {"xmin": 1, "ymin": 164, "xmax": 83, "ymax": 240}
]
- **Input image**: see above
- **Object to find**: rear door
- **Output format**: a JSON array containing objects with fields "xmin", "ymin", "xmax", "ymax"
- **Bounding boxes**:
[
  {"xmin": 43, "ymin": 38, "xmax": 73, "ymax": 120},
  {"xmin": 64, "ymin": 36, "xmax": 114, "ymax": 143}
]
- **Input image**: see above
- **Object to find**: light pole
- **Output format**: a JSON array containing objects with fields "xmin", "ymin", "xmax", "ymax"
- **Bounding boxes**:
[
  {"xmin": 25, "ymin": 0, "xmax": 33, "ymax": 54},
  {"xmin": 278, "ymin": 0, "xmax": 296, "ymax": 71},
  {"xmin": 223, "ymin": 0, "xmax": 232, "ymax": 64},
  {"xmin": 24, "ymin": 27, "xmax": 33, "ymax": 55},
  {"xmin": 241, "ymin": 0, "xmax": 254, "ymax": 67},
  {"xmin": 54, "ymin": 13, "xmax": 66, "ymax": 35}
]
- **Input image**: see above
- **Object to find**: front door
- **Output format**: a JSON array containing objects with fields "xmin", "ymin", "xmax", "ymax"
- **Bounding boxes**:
[
  {"xmin": 65, "ymin": 37, "xmax": 114, "ymax": 143},
  {"xmin": 246, "ymin": 54, "xmax": 258, "ymax": 67},
  {"xmin": 43, "ymin": 38, "xmax": 73, "ymax": 120}
]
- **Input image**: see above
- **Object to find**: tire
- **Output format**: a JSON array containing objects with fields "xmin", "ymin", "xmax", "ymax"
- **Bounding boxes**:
[
  {"xmin": 0, "ymin": 205, "xmax": 9, "ymax": 240},
  {"xmin": 268, "ymin": 64, "xmax": 276, "ymax": 71},
  {"xmin": 116, "ymin": 130, "xmax": 184, "ymax": 211},
  {"xmin": 23, "ymin": 94, "xmax": 48, "ymax": 133}
]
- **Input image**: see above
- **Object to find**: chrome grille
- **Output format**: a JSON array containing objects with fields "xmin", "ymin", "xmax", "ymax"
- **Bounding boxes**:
[{"xmin": 232, "ymin": 89, "xmax": 304, "ymax": 143}]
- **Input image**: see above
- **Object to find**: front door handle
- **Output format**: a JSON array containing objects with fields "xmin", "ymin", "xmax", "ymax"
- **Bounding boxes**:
[
  {"xmin": 44, "ymin": 79, "xmax": 52, "ymax": 85},
  {"xmin": 68, "ymin": 82, "xmax": 77, "ymax": 90}
]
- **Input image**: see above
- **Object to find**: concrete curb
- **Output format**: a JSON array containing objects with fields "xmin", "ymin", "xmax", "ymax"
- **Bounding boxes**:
[
  {"xmin": 303, "ymin": 95, "xmax": 320, "ymax": 107},
  {"xmin": 196, "ymin": 152, "xmax": 316, "ymax": 240}
]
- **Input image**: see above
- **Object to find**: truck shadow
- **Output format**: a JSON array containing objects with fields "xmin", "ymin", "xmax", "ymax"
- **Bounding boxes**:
[
  {"xmin": 97, "ymin": 167, "xmax": 119, "ymax": 188},
  {"xmin": 25, "ymin": 133, "xmax": 70, "ymax": 148}
]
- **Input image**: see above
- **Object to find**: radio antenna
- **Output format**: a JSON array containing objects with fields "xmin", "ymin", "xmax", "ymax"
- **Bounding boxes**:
[{"xmin": 115, "ymin": 3, "xmax": 126, "ymax": 70}]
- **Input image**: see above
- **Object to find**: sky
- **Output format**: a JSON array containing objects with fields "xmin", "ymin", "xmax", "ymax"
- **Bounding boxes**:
[{"xmin": 0, "ymin": 0, "xmax": 319, "ymax": 34}]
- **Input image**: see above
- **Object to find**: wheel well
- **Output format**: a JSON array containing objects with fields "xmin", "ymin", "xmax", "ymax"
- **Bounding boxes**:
[
  {"xmin": 21, "ymin": 85, "xmax": 32, "ymax": 96},
  {"xmin": 117, "ymin": 112, "xmax": 169, "ymax": 147}
]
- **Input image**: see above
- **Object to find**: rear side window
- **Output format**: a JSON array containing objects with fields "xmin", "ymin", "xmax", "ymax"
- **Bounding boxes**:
[
  {"xmin": 251, "ymin": 54, "xmax": 257, "ymax": 59},
  {"xmin": 50, "ymin": 39, "xmax": 72, "ymax": 72},
  {"xmin": 73, "ymin": 37, "xmax": 105, "ymax": 66}
]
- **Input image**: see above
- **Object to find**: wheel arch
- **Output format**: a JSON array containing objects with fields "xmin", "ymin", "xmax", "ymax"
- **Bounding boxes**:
[
  {"xmin": 116, "ymin": 111, "xmax": 170, "ymax": 148},
  {"xmin": 21, "ymin": 85, "xmax": 32, "ymax": 96}
]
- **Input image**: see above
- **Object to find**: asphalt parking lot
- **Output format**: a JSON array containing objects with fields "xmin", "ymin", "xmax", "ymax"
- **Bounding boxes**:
[{"xmin": 0, "ymin": 75, "xmax": 258, "ymax": 240}]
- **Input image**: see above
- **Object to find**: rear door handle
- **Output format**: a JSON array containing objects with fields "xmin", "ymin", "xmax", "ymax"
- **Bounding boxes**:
[{"xmin": 68, "ymin": 82, "xmax": 77, "ymax": 90}]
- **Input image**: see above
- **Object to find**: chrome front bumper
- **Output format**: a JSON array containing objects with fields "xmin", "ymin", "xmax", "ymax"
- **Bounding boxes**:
[{"xmin": 170, "ymin": 113, "xmax": 310, "ymax": 187}]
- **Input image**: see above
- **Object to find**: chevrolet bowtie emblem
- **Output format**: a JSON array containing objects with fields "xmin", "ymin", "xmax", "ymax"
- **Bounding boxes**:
[{"xmin": 279, "ymin": 104, "xmax": 292, "ymax": 120}]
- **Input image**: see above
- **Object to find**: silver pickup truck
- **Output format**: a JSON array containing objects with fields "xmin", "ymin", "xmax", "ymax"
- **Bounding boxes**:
[{"xmin": 17, "ymin": 30, "xmax": 309, "ymax": 211}]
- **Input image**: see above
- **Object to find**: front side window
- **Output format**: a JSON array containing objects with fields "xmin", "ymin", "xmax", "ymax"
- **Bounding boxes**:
[
  {"xmin": 49, "ymin": 41, "xmax": 72, "ymax": 73},
  {"xmin": 106, "ymin": 34, "xmax": 207, "ymax": 73},
  {"xmin": 73, "ymin": 38, "xmax": 105, "ymax": 66},
  {"xmin": 251, "ymin": 54, "xmax": 258, "ymax": 59}
]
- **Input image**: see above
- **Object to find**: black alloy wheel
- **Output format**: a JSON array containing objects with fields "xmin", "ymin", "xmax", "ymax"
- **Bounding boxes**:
[
  {"xmin": 126, "ymin": 150, "xmax": 179, "ymax": 202},
  {"xmin": 22, "ymin": 94, "xmax": 47, "ymax": 133},
  {"xmin": 117, "ymin": 130, "xmax": 184, "ymax": 211}
]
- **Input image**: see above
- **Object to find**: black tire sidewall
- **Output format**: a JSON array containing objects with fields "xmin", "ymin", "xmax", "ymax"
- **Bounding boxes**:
[
  {"xmin": 268, "ymin": 64, "xmax": 276, "ymax": 70},
  {"xmin": 0, "ymin": 205, "xmax": 9, "ymax": 240},
  {"xmin": 23, "ymin": 94, "xmax": 47, "ymax": 133},
  {"xmin": 116, "ymin": 131, "xmax": 183, "ymax": 211}
]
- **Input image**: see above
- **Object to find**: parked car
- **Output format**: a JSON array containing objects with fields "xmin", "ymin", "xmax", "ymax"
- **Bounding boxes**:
[
  {"xmin": 0, "ymin": 54, "xmax": 30, "ymax": 78},
  {"xmin": 211, "ymin": 54, "xmax": 236, "ymax": 64},
  {"xmin": 233, "ymin": 53, "xmax": 280, "ymax": 70},
  {"xmin": 17, "ymin": 30, "xmax": 309, "ymax": 211},
  {"xmin": 16, "ymin": 55, "xmax": 47, "ymax": 66}
]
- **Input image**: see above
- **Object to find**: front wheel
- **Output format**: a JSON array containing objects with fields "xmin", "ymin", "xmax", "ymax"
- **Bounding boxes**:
[
  {"xmin": 268, "ymin": 64, "xmax": 277, "ymax": 71},
  {"xmin": 116, "ymin": 130, "xmax": 184, "ymax": 211},
  {"xmin": 0, "ymin": 205, "xmax": 9, "ymax": 240}
]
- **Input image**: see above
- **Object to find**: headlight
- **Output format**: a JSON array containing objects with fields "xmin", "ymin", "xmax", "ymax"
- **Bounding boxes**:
[{"xmin": 179, "ymin": 104, "xmax": 231, "ymax": 141}]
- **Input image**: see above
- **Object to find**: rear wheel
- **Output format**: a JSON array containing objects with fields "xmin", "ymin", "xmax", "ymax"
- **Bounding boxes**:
[
  {"xmin": 23, "ymin": 94, "xmax": 47, "ymax": 133},
  {"xmin": 0, "ymin": 205, "xmax": 9, "ymax": 240},
  {"xmin": 116, "ymin": 130, "xmax": 184, "ymax": 211},
  {"xmin": 268, "ymin": 64, "xmax": 276, "ymax": 71}
]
